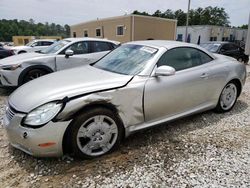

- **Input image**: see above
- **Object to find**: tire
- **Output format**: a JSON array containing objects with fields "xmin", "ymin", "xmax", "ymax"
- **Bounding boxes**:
[
  {"xmin": 22, "ymin": 69, "xmax": 49, "ymax": 84},
  {"xmin": 215, "ymin": 81, "xmax": 238, "ymax": 113},
  {"xmin": 237, "ymin": 57, "xmax": 243, "ymax": 63},
  {"xmin": 70, "ymin": 107, "xmax": 124, "ymax": 159}
]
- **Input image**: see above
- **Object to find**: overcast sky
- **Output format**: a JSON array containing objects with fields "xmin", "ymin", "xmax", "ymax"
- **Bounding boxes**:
[{"xmin": 0, "ymin": 0, "xmax": 249, "ymax": 26}]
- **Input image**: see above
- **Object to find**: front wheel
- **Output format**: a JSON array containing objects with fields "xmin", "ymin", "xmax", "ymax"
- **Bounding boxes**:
[
  {"xmin": 70, "ymin": 107, "xmax": 124, "ymax": 158},
  {"xmin": 22, "ymin": 69, "xmax": 49, "ymax": 84},
  {"xmin": 215, "ymin": 82, "xmax": 238, "ymax": 113}
]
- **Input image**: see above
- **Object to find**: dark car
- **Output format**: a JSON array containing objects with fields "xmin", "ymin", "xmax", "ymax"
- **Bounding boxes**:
[
  {"xmin": 200, "ymin": 42, "xmax": 249, "ymax": 64},
  {"xmin": 0, "ymin": 46, "xmax": 14, "ymax": 59}
]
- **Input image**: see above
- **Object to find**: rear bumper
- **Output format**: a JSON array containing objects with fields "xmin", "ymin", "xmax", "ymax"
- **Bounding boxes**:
[{"xmin": 3, "ymin": 111, "xmax": 71, "ymax": 157}]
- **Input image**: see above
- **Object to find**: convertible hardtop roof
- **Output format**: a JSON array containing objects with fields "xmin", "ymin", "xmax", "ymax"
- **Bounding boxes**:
[
  {"xmin": 127, "ymin": 40, "xmax": 202, "ymax": 50},
  {"xmin": 127, "ymin": 40, "xmax": 215, "ymax": 58},
  {"xmin": 64, "ymin": 37, "xmax": 120, "ymax": 45}
]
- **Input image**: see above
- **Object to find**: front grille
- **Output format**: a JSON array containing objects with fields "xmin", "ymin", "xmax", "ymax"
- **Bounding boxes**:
[{"xmin": 6, "ymin": 104, "xmax": 16, "ymax": 121}]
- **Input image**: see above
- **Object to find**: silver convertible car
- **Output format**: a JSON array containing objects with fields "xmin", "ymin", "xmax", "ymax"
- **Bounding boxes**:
[{"xmin": 4, "ymin": 40, "xmax": 246, "ymax": 158}]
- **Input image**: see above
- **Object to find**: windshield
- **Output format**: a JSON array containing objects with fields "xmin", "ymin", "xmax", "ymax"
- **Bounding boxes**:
[
  {"xmin": 93, "ymin": 44, "xmax": 158, "ymax": 75},
  {"xmin": 25, "ymin": 41, "xmax": 34, "ymax": 47},
  {"xmin": 200, "ymin": 43, "xmax": 221, "ymax": 53},
  {"xmin": 40, "ymin": 40, "xmax": 70, "ymax": 54}
]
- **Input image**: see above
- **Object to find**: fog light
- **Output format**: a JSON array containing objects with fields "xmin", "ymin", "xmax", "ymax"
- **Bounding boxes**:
[{"xmin": 23, "ymin": 132, "xmax": 27, "ymax": 139}]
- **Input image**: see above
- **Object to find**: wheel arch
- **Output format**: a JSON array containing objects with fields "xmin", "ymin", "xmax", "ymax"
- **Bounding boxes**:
[
  {"xmin": 62, "ymin": 101, "xmax": 125, "ymax": 155},
  {"xmin": 18, "ymin": 50, "xmax": 27, "ymax": 54},
  {"xmin": 18, "ymin": 65, "xmax": 54, "ymax": 85},
  {"xmin": 229, "ymin": 78, "xmax": 242, "ymax": 97}
]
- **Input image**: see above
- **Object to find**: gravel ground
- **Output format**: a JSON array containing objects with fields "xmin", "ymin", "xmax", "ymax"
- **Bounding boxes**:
[{"xmin": 0, "ymin": 65, "xmax": 249, "ymax": 188}]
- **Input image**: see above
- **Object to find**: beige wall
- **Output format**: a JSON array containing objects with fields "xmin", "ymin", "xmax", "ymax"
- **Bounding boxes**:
[
  {"xmin": 133, "ymin": 16, "xmax": 176, "ymax": 41},
  {"xmin": 71, "ymin": 16, "xmax": 132, "ymax": 43},
  {"xmin": 70, "ymin": 15, "xmax": 177, "ymax": 43}
]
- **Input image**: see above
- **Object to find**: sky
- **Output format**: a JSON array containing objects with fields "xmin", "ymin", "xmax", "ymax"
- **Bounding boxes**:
[{"xmin": 0, "ymin": 0, "xmax": 249, "ymax": 26}]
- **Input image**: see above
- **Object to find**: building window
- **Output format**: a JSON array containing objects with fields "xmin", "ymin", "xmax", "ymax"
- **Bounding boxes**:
[
  {"xmin": 116, "ymin": 25, "xmax": 124, "ymax": 36},
  {"xmin": 177, "ymin": 34, "xmax": 183, "ymax": 41},
  {"xmin": 210, "ymin": 37, "xmax": 217, "ymax": 41},
  {"xmin": 96, "ymin": 28, "xmax": 101, "ymax": 37},
  {"xmin": 222, "ymin": 37, "xmax": 229, "ymax": 41},
  {"xmin": 73, "ymin": 32, "xmax": 76, "ymax": 38},
  {"xmin": 84, "ymin": 30, "xmax": 88, "ymax": 37}
]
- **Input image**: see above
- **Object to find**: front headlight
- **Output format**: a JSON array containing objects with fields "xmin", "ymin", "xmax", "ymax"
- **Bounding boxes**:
[
  {"xmin": 23, "ymin": 102, "xmax": 63, "ymax": 127},
  {"xmin": 1, "ymin": 64, "xmax": 21, "ymax": 70}
]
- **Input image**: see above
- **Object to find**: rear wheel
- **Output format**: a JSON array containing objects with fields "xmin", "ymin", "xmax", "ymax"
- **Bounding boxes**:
[
  {"xmin": 215, "ymin": 81, "xmax": 238, "ymax": 113},
  {"xmin": 70, "ymin": 107, "xmax": 123, "ymax": 158},
  {"xmin": 22, "ymin": 69, "xmax": 49, "ymax": 84}
]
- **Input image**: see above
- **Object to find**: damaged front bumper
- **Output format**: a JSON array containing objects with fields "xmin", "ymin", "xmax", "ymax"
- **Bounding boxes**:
[{"xmin": 3, "ymin": 108, "xmax": 71, "ymax": 157}]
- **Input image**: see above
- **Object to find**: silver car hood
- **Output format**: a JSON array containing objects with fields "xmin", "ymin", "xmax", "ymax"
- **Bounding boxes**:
[
  {"xmin": 0, "ymin": 52, "xmax": 54, "ymax": 66},
  {"xmin": 9, "ymin": 65, "xmax": 133, "ymax": 112}
]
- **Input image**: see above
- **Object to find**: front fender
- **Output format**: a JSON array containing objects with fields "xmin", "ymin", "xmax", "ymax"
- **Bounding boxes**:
[{"xmin": 18, "ymin": 64, "xmax": 54, "ymax": 85}]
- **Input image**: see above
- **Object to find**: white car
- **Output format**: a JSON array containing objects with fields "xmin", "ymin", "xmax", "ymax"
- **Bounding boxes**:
[
  {"xmin": 10, "ymin": 39, "xmax": 55, "ymax": 54},
  {"xmin": 0, "ymin": 38, "xmax": 120, "ymax": 86}
]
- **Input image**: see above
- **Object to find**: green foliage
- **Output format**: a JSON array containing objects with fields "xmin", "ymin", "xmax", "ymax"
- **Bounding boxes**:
[
  {"xmin": 0, "ymin": 19, "xmax": 70, "ymax": 42},
  {"xmin": 238, "ymin": 24, "xmax": 248, "ymax": 29},
  {"xmin": 133, "ymin": 6, "xmax": 230, "ymax": 26}
]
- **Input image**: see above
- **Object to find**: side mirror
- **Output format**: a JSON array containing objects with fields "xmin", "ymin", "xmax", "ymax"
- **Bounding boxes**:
[
  {"xmin": 155, "ymin": 65, "xmax": 175, "ymax": 76},
  {"xmin": 65, "ymin": 49, "xmax": 74, "ymax": 58}
]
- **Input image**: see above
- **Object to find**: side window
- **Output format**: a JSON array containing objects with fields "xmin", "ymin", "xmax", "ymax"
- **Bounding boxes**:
[
  {"xmin": 41, "ymin": 41, "xmax": 53, "ymax": 46},
  {"xmin": 197, "ymin": 50, "xmax": 213, "ymax": 64},
  {"xmin": 65, "ymin": 42, "xmax": 89, "ymax": 55},
  {"xmin": 91, "ymin": 41, "xmax": 112, "ymax": 52},
  {"xmin": 221, "ymin": 44, "xmax": 231, "ymax": 51},
  {"xmin": 229, "ymin": 44, "xmax": 239, "ymax": 50},
  {"xmin": 157, "ymin": 47, "xmax": 212, "ymax": 71}
]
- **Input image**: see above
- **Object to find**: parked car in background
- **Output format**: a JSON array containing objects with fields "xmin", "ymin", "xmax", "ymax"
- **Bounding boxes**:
[
  {"xmin": 4, "ymin": 40, "xmax": 246, "ymax": 158},
  {"xmin": 200, "ymin": 42, "xmax": 249, "ymax": 64},
  {"xmin": 9, "ymin": 39, "xmax": 55, "ymax": 54},
  {"xmin": 0, "ymin": 38, "xmax": 120, "ymax": 87},
  {"xmin": 0, "ymin": 46, "xmax": 14, "ymax": 59}
]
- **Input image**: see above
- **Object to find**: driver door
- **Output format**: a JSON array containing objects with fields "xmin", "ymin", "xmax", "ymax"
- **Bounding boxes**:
[{"xmin": 144, "ymin": 47, "xmax": 216, "ymax": 123}]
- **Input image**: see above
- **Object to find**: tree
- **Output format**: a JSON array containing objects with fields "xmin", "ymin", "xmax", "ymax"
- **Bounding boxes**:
[
  {"xmin": 238, "ymin": 24, "xmax": 248, "ymax": 29},
  {"xmin": 152, "ymin": 10, "xmax": 163, "ymax": 17},
  {"xmin": 0, "ymin": 19, "xmax": 70, "ymax": 41},
  {"xmin": 132, "ymin": 6, "xmax": 230, "ymax": 26}
]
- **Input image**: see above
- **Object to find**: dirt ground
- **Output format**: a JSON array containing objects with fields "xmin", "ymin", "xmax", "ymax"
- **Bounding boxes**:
[{"xmin": 0, "ymin": 66, "xmax": 249, "ymax": 187}]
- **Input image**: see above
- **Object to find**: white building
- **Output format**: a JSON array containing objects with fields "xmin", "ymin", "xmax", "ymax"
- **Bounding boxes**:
[{"xmin": 176, "ymin": 25, "xmax": 247, "ymax": 44}]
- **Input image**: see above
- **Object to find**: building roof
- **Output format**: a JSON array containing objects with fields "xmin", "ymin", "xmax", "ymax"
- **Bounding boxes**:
[
  {"xmin": 70, "ymin": 14, "xmax": 177, "ymax": 27},
  {"xmin": 177, "ymin": 25, "xmax": 247, "ymax": 31}
]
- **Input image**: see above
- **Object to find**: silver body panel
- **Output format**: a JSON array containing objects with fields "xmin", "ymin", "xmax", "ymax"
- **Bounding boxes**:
[{"xmin": 4, "ymin": 40, "xmax": 247, "ymax": 157}]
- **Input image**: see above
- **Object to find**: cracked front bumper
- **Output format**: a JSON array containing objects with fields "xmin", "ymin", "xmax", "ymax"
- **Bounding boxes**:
[{"xmin": 4, "ymin": 111, "xmax": 71, "ymax": 157}]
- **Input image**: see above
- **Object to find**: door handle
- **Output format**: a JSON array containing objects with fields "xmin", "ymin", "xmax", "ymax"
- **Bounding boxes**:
[{"xmin": 200, "ymin": 73, "xmax": 209, "ymax": 78}]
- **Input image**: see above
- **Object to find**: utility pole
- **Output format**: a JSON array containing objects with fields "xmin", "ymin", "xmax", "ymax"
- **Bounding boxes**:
[
  {"xmin": 185, "ymin": 0, "xmax": 191, "ymax": 42},
  {"xmin": 245, "ymin": 13, "xmax": 250, "ymax": 56}
]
